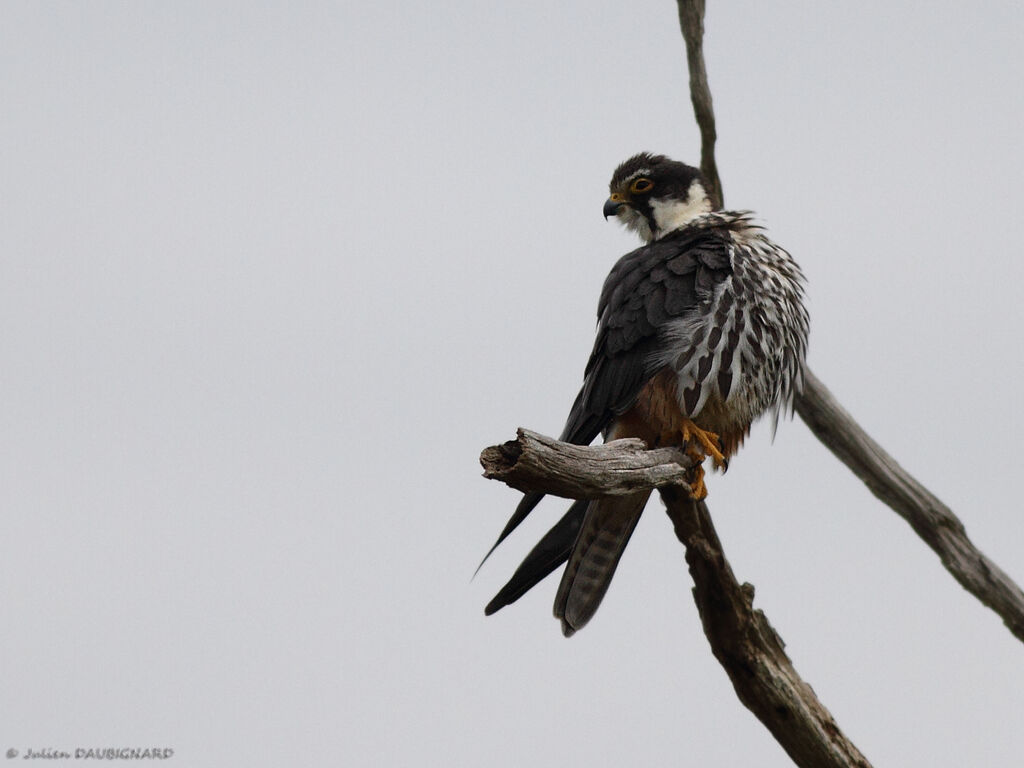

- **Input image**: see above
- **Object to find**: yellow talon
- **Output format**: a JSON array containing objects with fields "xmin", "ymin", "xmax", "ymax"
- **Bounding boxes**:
[
  {"xmin": 681, "ymin": 420, "xmax": 727, "ymax": 471},
  {"xmin": 686, "ymin": 463, "xmax": 709, "ymax": 500},
  {"xmin": 677, "ymin": 419, "xmax": 727, "ymax": 499}
]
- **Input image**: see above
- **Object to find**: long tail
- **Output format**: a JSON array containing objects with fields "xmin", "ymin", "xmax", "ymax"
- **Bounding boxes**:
[
  {"xmin": 553, "ymin": 490, "xmax": 652, "ymax": 637},
  {"xmin": 484, "ymin": 500, "xmax": 587, "ymax": 615}
]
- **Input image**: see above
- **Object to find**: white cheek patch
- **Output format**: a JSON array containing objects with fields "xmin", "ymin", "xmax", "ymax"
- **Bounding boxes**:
[{"xmin": 650, "ymin": 179, "xmax": 712, "ymax": 237}]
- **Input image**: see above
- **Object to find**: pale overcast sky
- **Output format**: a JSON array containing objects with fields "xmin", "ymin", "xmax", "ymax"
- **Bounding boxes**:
[{"xmin": 3, "ymin": 2, "xmax": 1023, "ymax": 766}]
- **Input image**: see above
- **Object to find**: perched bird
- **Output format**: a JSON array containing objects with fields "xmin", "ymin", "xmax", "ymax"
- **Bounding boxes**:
[{"xmin": 483, "ymin": 153, "xmax": 809, "ymax": 636}]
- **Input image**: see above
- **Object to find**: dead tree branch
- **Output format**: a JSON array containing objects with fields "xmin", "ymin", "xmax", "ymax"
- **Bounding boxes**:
[
  {"xmin": 675, "ymin": 0, "xmax": 1024, "ymax": 645},
  {"xmin": 676, "ymin": 0, "xmax": 722, "ymax": 209},
  {"xmin": 480, "ymin": 428, "xmax": 695, "ymax": 499},
  {"xmin": 480, "ymin": 431, "xmax": 873, "ymax": 768},
  {"xmin": 796, "ymin": 371, "xmax": 1024, "ymax": 641},
  {"xmin": 663, "ymin": 488, "xmax": 871, "ymax": 768}
]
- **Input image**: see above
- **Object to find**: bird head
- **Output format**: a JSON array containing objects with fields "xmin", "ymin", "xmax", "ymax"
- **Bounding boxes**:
[{"xmin": 604, "ymin": 153, "xmax": 713, "ymax": 242}]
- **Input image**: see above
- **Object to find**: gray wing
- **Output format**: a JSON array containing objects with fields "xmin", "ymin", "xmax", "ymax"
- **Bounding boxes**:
[{"xmin": 565, "ymin": 227, "xmax": 734, "ymax": 440}]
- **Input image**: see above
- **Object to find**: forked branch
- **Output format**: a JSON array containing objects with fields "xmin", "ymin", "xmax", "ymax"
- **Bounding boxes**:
[{"xmin": 674, "ymin": 0, "xmax": 1024, "ymax": 644}]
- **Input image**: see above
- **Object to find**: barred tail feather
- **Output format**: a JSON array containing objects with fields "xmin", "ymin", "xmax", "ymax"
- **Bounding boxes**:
[{"xmin": 553, "ymin": 490, "xmax": 652, "ymax": 636}]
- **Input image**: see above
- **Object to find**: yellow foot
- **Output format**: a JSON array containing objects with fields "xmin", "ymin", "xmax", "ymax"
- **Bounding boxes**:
[
  {"xmin": 681, "ymin": 420, "xmax": 727, "ymax": 471},
  {"xmin": 671, "ymin": 419, "xmax": 727, "ymax": 500},
  {"xmin": 685, "ymin": 461, "xmax": 709, "ymax": 500}
]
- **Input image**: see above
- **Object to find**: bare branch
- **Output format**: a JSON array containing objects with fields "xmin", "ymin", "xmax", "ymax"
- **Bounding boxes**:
[
  {"xmin": 663, "ymin": 488, "xmax": 872, "ymax": 768},
  {"xmin": 676, "ymin": 0, "xmax": 723, "ymax": 209},
  {"xmin": 480, "ymin": 427, "xmax": 694, "ymax": 499},
  {"xmin": 796, "ymin": 370, "xmax": 1024, "ymax": 641},
  {"xmin": 481, "ymin": 430, "xmax": 874, "ymax": 768}
]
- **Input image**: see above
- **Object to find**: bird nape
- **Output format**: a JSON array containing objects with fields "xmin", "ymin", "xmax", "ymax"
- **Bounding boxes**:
[{"xmin": 482, "ymin": 153, "xmax": 809, "ymax": 636}]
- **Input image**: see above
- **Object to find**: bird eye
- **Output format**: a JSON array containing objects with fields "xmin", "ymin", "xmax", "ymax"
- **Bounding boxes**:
[{"xmin": 630, "ymin": 178, "xmax": 653, "ymax": 194}]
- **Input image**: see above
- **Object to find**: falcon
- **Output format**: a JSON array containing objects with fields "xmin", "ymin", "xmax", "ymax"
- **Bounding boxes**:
[{"xmin": 483, "ymin": 153, "xmax": 809, "ymax": 636}]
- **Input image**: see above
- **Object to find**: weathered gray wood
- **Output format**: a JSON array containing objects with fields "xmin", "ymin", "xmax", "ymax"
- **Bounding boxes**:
[
  {"xmin": 480, "ymin": 427, "xmax": 693, "ymax": 499},
  {"xmin": 676, "ymin": 0, "xmax": 722, "ymax": 209},
  {"xmin": 663, "ymin": 487, "xmax": 872, "ymax": 768},
  {"xmin": 480, "ymin": 429, "xmax": 873, "ymax": 768},
  {"xmin": 795, "ymin": 369, "xmax": 1024, "ymax": 641}
]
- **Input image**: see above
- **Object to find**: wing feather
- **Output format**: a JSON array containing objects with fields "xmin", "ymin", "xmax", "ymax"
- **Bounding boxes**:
[{"xmin": 481, "ymin": 226, "xmax": 734, "ymax": 595}]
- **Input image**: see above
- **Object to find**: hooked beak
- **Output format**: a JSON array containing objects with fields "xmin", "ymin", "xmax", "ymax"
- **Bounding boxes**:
[{"xmin": 603, "ymin": 193, "xmax": 627, "ymax": 219}]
